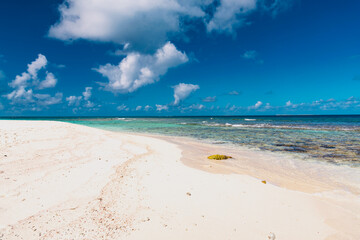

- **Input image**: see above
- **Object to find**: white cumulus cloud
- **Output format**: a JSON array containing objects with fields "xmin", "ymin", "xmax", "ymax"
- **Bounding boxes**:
[
  {"xmin": 66, "ymin": 95, "xmax": 82, "ymax": 106},
  {"xmin": 188, "ymin": 103, "xmax": 205, "ymax": 110},
  {"xmin": 242, "ymin": 49, "xmax": 263, "ymax": 63},
  {"xmin": 10, "ymin": 72, "xmax": 31, "ymax": 88},
  {"xmin": 9, "ymin": 54, "xmax": 57, "ymax": 90},
  {"xmin": 242, "ymin": 50, "xmax": 257, "ymax": 59},
  {"xmin": 156, "ymin": 104, "xmax": 168, "ymax": 111},
  {"xmin": 228, "ymin": 90, "xmax": 241, "ymax": 95},
  {"xmin": 117, "ymin": 104, "xmax": 129, "ymax": 111},
  {"xmin": 49, "ymin": 0, "xmax": 294, "ymax": 51},
  {"xmin": 5, "ymin": 54, "xmax": 62, "ymax": 109},
  {"xmin": 5, "ymin": 87, "xmax": 62, "ymax": 107},
  {"xmin": 207, "ymin": 0, "xmax": 294, "ymax": 34},
  {"xmin": 95, "ymin": 42, "xmax": 188, "ymax": 93},
  {"xmin": 82, "ymin": 87, "xmax": 92, "ymax": 100},
  {"xmin": 27, "ymin": 54, "xmax": 47, "ymax": 79},
  {"xmin": 6, "ymin": 87, "xmax": 34, "ymax": 104},
  {"xmin": 66, "ymin": 87, "xmax": 95, "ymax": 108},
  {"xmin": 144, "ymin": 105, "xmax": 152, "ymax": 111},
  {"xmin": 48, "ymin": 0, "xmax": 293, "ymax": 103},
  {"xmin": 248, "ymin": 100, "xmax": 263, "ymax": 109},
  {"xmin": 173, "ymin": 83, "xmax": 199, "ymax": 105},
  {"xmin": 207, "ymin": 0, "xmax": 257, "ymax": 33},
  {"xmin": 38, "ymin": 72, "xmax": 57, "ymax": 89},
  {"xmin": 33, "ymin": 93, "xmax": 63, "ymax": 106},
  {"xmin": 49, "ymin": 0, "xmax": 206, "ymax": 52},
  {"xmin": 202, "ymin": 96, "xmax": 216, "ymax": 102}
]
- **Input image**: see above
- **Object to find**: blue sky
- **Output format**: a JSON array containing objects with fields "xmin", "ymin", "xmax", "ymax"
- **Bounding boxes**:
[{"xmin": 0, "ymin": 0, "xmax": 359, "ymax": 116}]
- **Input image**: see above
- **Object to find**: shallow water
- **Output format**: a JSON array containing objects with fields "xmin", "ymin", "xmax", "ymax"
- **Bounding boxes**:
[{"xmin": 60, "ymin": 115, "xmax": 360, "ymax": 167}]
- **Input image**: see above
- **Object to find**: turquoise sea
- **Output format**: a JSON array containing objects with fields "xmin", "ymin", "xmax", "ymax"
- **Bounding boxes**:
[
  {"xmin": 60, "ymin": 115, "xmax": 360, "ymax": 167},
  {"xmin": 4, "ymin": 115, "xmax": 360, "ymax": 167}
]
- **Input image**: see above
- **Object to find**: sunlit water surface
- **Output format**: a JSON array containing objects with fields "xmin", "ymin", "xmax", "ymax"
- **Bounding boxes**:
[{"xmin": 61, "ymin": 115, "xmax": 360, "ymax": 167}]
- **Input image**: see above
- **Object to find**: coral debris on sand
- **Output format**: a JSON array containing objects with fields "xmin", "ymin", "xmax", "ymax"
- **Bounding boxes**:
[{"xmin": 207, "ymin": 154, "xmax": 232, "ymax": 160}]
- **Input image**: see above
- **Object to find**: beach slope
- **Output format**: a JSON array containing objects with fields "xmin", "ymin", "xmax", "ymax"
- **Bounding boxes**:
[{"xmin": 0, "ymin": 120, "xmax": 359, "ymax": 239}]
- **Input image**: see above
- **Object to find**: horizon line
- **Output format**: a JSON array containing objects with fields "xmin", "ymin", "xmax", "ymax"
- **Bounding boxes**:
[{"xmin": 1, "ymin": 114, "xmax": 360, "ymax": 119}]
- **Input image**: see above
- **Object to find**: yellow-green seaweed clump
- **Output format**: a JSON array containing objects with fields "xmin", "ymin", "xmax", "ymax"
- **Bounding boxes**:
[{"xmin": 207, "ymin": 154, "xmax": 232, "ymax": 160}]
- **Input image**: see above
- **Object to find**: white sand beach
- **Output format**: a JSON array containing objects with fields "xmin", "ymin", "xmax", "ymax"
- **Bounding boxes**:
[{"xmin": 0, "ymin": 120, "xmax": 359, "ymax": 240}]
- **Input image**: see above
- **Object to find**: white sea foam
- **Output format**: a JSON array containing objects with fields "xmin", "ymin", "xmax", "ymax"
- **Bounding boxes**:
[{"xmin": 117, "ymin": 118, "xmax": 133, "ymax": 122}]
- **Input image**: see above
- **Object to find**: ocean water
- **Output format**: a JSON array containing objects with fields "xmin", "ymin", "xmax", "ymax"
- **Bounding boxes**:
[{"xmin": 61, "ymin": 115, "xmax": 360, "ymax": 167}]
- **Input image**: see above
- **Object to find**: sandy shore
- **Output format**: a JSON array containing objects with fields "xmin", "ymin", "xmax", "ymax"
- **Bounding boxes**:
[{"xmin": 0, "ymin": 120, "xmax": 359, "ymax": 239}]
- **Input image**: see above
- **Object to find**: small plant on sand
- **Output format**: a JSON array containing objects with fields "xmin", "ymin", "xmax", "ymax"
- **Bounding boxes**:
[{"xmin": 207, "ymin": 154, "xmax": 232, "ymax": 160}]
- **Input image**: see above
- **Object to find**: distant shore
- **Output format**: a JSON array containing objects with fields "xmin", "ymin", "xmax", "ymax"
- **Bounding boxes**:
[{"xmin": 0, "ymin": 120, "xmax": 359, "ymax": 239}]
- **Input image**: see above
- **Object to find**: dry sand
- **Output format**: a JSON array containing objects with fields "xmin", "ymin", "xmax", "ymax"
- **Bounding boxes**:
[{"xmin": 0, "ymin": 120, "xmax": 359, "ymax": 239}]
